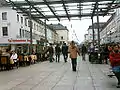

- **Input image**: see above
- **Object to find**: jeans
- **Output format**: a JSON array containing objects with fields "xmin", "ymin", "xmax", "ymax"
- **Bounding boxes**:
[
  {"xmin": 112, "ymin": 66, "xmax": 120, "ymax": 85},
  {"xmin": 63, "ymin": 53, "xmax": 68, "ymax": 62},
  {"xmin": 112, "ymin": 66, "xmax": 120, "ymax": 72},
  {"xmin": 71, "ymin": 58, "xmax": 77, "ymax": 71},
  {"xmin": 56, "ymin": 53, "xmax": 60, "ymax": 62},
  {"xmin": 49, "ymin": 53, "xmax": 53, "ymax": 62},
  {"xmin": 82, "ymin": 53, "xmax": 85, "ymax": 61}
]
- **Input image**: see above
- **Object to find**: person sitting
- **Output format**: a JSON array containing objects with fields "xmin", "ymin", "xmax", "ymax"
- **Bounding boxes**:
[
  {"xmin": 10, "ymin": 51, "xmax": 18, "ymax": 68},
  {"xmin": 109, "ymin": 45, "xmax": 120, "ymax": 88}
]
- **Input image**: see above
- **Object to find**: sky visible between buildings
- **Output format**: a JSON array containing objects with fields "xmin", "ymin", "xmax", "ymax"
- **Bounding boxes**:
[{"xmin": 47, "ymin": 16, "xmax": 111, "ymax": 43}]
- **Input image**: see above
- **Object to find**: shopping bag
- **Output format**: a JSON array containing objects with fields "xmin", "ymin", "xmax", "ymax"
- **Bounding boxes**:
[
  {"xmin": 77, "ymin": 56, "xmax": 81, "ymax": 62},
  {"xmin": 10, "ymin": 59, "xmax": 14, "ymax": 64}
]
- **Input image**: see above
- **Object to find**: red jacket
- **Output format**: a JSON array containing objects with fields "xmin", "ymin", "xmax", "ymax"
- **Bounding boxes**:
[{"xmin": 109, "ymin": 51, "xmax": 120, "ymax": 67}]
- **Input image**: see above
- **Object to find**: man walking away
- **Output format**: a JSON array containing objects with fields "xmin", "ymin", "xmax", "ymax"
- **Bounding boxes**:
[
  {"xmin": 81, "ymin": 44, "xmax": 87, "ymax": 61},
  {"xmin": 68, "ymin": 41, "xmax": 80, "ymax": 71},
  {"xmin": 62, "ymin": 43, "xmax": 68, "ymax": 62},
  {"xmin": 47, "ymin": 43, "xmax": 54, "ymax": 62},
  {"xmin": 55, "ymin": 44, "xmax": 61, "ymax": 62}
]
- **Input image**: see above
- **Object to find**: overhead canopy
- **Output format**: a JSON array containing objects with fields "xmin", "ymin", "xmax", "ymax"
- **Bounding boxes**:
[{"xmin": 6, "ymin": 0, "xmax": 120, "ymax": 21}]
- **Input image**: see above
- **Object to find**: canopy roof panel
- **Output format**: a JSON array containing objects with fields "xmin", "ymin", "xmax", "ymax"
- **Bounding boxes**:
[{"xmin": 6, "ymin": 0, "xmax": 120, "ymax": 22}]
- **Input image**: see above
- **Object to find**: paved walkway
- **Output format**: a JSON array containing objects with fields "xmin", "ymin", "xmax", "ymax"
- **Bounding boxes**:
[{"xmin": 0, "ymin": 55, "xmax": 119, "ymax": 90}]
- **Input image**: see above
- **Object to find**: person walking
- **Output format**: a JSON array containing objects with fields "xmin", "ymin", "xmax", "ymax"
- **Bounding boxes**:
[
  {"xmin": 47, "ymin": 43, "xmax": 54, "ymax": 62},
  {"xmin": 62, "ymin": 43, "xmax": 68, "ymax": 62},
  {"xmin": 68, "ymin": 41, "xmax": 80, "ymax": 71},
  {"xmin": 109, "ymin": 45, "xmax": 120, "ymax": 88},
  {"xmin": 55, "ymin": 43, "xmax": 61, "ymax": 62},
  {"xmin": 103, "ymin": 44, "xmax": 109, "ymax": 64},
  {"xmin": 81, "ymin": 44, "xmax": 87, "ymax": 61}
]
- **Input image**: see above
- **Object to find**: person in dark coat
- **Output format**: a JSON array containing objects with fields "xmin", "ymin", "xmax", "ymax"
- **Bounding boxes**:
[
  {"xmin": 103, "ymin": 44, "xmax": 109, "ymax": 64},
  {"xmin": 55, "ymin": 44, "xmax": 61, "ymax": 62},
  {"xmin": 81, "ymin": 44, "xmax": 87, "ymax": 61},
  {"xmin": 47, "ymin": 43, "xmax": 54, "ymax": 62},
  {"xmin": 62, "ymin": 43, "xmax": 68, "ymax": 62}
]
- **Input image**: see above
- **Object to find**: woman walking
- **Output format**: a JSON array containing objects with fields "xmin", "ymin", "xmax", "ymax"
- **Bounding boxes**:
[{"xmin": 68, "ymin": 41, "xmax": 80, "ymax": 71}]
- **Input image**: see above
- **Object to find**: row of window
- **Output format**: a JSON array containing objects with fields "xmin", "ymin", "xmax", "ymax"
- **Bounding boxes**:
[
  {"xmin": 1, "ymin": 26, "xmax": 41, "ymax": 40},
  {"xmin": 17, "ymin": 14, "xmax": 45, "ymax": 32},
  {"xmin": 1, "ymin": 12, "xmax": 46, "ymax": 34},
  {"xmin": 1, "ymin": 12, "xmax": 45, "ymax": 31},
  {"xmin": 19, "ymin": 29, "xmax": 41, "ymax": 39}
]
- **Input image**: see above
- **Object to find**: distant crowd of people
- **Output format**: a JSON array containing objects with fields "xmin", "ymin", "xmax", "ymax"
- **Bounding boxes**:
[
  {"xmin": 46, "ymin": 41, "xmax": 81, "ymax": 71},
  {"xmin": 46, "ymin": 42, "xmax": 69, "ymax": 63}
]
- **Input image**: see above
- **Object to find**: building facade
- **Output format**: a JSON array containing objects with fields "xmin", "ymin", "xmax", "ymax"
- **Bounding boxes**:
[
  {"xmin": 87, "ymin": 23, "xmax": 105, "ymax": 45},
  {"xmin": 84, "ymin": 34, "xmax": 89, "ymax": 42},
  {"xmin": 49, "ymin": 23, "xmax": 69, "ymax": 44},
  {"xmin": 0, "ymin": 6, "xmax": 58, "ymax": 52},
  {"xmin": 100, "ymin": 8, "xmax": 120, "ymax": 44}
]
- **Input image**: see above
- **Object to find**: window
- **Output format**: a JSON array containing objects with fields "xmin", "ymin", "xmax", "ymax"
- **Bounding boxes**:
[
  {"xmin": 28, "ymin": 20, "xmax": 30, "ymax": 27},
  {"xmin": 21, "ymin": 17, "xmax": 23, "ymax": 24},
  {"xmin": 2, "ymin": 12, "xmax": 7, "ymax": 20},
  {"xmin": 2, "ymin": 27, "xmax": 8, "ymax": 36},
  {"xmin": 19, "ymin": 29, "xmax": 22, "ymax": 38},
  {"xmin": 17, "ymin": 14, "xmax": 19, "ymax": 22},
  {"xmin": 25, "ymin": 18, "xmax": 27, "ymax": 26},
  {"xmin": 34, "ymin": 23, "xmax": 36, "ymax": 30},
  {"xmin": 22, "ymin": 30, "xmax": 24, "ymax": 37},
  {"xmin": 61, "ymin": 36, "xmax": 63, "ymax": 40}
]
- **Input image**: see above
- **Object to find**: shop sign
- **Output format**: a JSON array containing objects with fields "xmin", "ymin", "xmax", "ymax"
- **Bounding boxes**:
[
  {"xmin": 0, "ymin": 44, "xmax": 8, "ymax": 46},
  {"xmin": 8, "ymin": 39, "xmax": 31, "ymax": 43}
]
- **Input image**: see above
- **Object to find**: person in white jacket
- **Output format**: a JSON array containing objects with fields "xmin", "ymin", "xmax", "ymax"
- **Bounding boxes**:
[{"xmin": 10, "ymin": 51, "xmax": 18, "ymax": 68}]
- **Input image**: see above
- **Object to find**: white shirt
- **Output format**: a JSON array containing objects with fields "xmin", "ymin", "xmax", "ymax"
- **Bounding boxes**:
[{"xmin": 10, "ymin": 53, "xmax": 18, "ymax": 60}]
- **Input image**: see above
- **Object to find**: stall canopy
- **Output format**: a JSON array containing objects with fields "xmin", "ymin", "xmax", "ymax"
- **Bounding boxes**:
[{"xmin": 5, "ymin": 0, "xmax": 120, "ymax": 22}]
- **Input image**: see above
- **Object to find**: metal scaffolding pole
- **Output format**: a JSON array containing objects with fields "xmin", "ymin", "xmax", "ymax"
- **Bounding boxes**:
[
  {"xmin": 91, "ymin": 17, "xmax": 95, "ymax": 51},
  {"xmin": 96, "ymin": 1, "xmax": 100, "ymax": 54},
  {"xmin": 44, "ymin": 19, "xmax": 47, "ymax": 46},
  {"xmin": 29, "ymin": 5, "xmax": 33, "ymax": 54}
]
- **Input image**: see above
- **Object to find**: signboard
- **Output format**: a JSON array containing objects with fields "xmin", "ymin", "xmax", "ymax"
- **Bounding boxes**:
[
  {"xmin": 8, "ymin": 39, "xmax": 31, "ymax": 44},
  {"xmin": 0, "ymin": 44, "xmax": 8, "ymax": 46}
]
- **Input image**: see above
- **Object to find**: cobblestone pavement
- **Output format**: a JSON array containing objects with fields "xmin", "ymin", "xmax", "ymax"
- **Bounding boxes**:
[{"xmin": 0, "ymin": 55, "xmax": 119, "ymax": 90}]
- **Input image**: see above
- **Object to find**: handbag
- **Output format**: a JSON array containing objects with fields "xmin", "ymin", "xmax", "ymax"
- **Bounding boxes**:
[{"xmin": 10, "ymin": 59, "xmax": 14, "ymax": 64}]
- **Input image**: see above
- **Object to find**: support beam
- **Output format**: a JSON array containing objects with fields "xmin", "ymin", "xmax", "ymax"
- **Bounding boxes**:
[
  {"xmin": 96, "ymin": 1, "xmax": 100, "ymax": 55},
  {"xmin": 16, "ymin": 7, "xmax": 114, "ymax": 13},
  {"xmin": 43, "ymin": 0, "xmax": 60, "ymax": 21},
  {"xmin": 25, "ymin": 0, "xmax": 48, "ymax": 21},
  {"xmin": 44, "ymin": 19, "xmax": 47, "ymax": 46},
  {"xmin": 91, "ymin": 2, "xmax": 97, "ymax": 19},
  {"xmin": 78, "ymin": 3, "xmax": 82, "ymax": 19},
  {"xmin": 61, "ymin": 0, "xmax": 70, "ymax": 21},
  {"xmin": 33, "ymin": 13, "xmax": 111, "ymax": 19},
  {"xmin": 29, "ymin": 5, "xmax": 33, "ymax": 54},
  {"xmin": 11, "ymin": 0, "xmax": 114, "ymax": 6},
  {"xmin": 8, "ymin": 0, "xmax": 116, "ymax": 22},
  {"xmin": 91, "ymin": 17, "xmax": 95, "ymax": 51},
  {"xmin": 103, "ymin": 0, "xmax": 116, "ymax": 16},
  {"xmin": 9, "ymin": 0, "xmax": 45, "ymax": 24}
]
